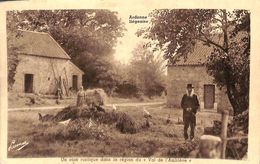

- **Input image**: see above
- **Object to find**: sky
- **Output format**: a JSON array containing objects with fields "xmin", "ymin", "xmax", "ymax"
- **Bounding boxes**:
[{"xmin": 113, "ymin": 9, "xmax": 151, "ymax": 63}]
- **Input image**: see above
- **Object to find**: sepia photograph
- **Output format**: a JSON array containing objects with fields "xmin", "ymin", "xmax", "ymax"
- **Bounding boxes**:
[{"xmin": 5, "ymin": 7, "xmax": 250, "ymax": 160}]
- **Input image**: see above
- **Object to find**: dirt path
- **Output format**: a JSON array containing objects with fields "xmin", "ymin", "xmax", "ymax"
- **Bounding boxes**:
[{"xmin": 8, "ymin": 101, "xmax": 165, "ymax": 111}]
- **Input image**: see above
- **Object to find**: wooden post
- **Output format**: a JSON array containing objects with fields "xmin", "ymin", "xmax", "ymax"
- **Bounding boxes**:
[{"xmin": 221, "ymin": 109, "xmax": 229, "ymax": 159}]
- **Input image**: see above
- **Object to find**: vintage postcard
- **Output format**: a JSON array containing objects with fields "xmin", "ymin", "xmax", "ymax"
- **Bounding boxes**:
[{"xmin": 0, "ymin": 0, "xmax": 259, "ymax": 164}]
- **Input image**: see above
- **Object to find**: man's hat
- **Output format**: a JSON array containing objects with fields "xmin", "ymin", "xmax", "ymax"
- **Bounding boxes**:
[{"xmin": 187, "ymin": 84, "xmax": 194, "ymax": 88}]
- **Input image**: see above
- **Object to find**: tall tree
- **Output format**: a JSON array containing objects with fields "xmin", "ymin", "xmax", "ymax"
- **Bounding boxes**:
[
  {"xmin": 112, "ymin": 62, "xmax": 139, "ymax": 98},
  {"xmin": 137, "ymin": 9, "xmax": 250, "ymax": 115},
  {"xmin": 127, "ymin": 42, "xmax": 167, "ymax": 98},
  {"xmin": 7, "ymin": 11, "xmax": 20, "ymax": 90},
  {"xmin": 7, "ymin": 10, "xmax": 125, "ymax": 92}
]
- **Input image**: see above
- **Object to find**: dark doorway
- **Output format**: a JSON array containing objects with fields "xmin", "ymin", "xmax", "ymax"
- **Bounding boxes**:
[
  {"xmin": 24, "ymin": 74, "xmax": 34, "ymax": 93},
  {"xmin": 204, "ymin": 84, "xmax": 215, "ymax": 109},
  {"xmin": 72, "ymin": 75, "xmax": 78, "ymax": 90}
]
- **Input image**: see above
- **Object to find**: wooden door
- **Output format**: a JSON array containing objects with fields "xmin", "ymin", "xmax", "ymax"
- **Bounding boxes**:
[
  {"xmin": 72, "ymin": 75, "xmax": 78, "ymax": 91},
  {"xmin": 24, "ymin": 74, "xmax": 33, "ymax": 93},
  {"xmin": 204, "ymin": 84, "xmax": 215, "ymax": 109}
]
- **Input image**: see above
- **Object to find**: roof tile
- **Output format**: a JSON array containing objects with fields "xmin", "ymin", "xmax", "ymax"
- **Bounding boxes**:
[
  {"xmin": 174, "ymin": 41, "xmax": 213, "ymax": 66},
  {"xmin": 15, "ymin": 30, "xmax": 71, "ymax": 60}
]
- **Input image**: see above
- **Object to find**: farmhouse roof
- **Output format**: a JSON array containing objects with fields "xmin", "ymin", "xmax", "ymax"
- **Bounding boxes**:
[
  {"xmin": 171, "ymin": 41, "xmax": 213, "ymax": 66},
  {"xmin": 171, "ymin": 30, "xmax": 247, "ymax": 66},
  {"xmin": 67, "ymin": 61, "xmax": 85, "ymax": 74},
  {"xmin": 15, "ymin": 30, "xmax": 71, "ymax": 60}
]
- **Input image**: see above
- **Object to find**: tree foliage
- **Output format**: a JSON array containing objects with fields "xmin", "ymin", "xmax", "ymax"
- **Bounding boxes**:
[
  {"xmin": 121, "ymin": 42, "xmax": 167, "ymax": 98},
  {"xmin": 7, "ymin": 10, "xmax": 125, "ymax": 93},
  {"xmin": 138, "ymin": 9, "xmax": 250, "ymax": 115},
  {"xmin": 7, "ymin": 11, "xmax": 20, "ymax": 90},
  {"xmin": 112, "ymin": 62, "xmax": 139, "ymax": 98}
]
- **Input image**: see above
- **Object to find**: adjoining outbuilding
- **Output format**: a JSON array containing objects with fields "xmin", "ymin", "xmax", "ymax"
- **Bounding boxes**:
[
  {"xmin": 166, "ymin": 41, "xmax": 232, "ymax": 112},
  {"xmin": 12, "ymin": 30, "xmax": 84, "ymax": 95}
]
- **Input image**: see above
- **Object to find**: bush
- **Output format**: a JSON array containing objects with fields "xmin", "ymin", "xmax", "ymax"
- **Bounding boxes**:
[
  {"xmin": 115, "ymin": 113, "xmax": 138, "ymax": 134},
  {"xmin": 38, "ymin": 105, "xmax": 144, "ymax": 137}
]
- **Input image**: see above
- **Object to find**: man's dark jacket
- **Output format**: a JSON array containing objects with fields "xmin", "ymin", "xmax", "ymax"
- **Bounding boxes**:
[{"xmin": 181, "ymin": 93, "xmax": 200, "ymax": 124}]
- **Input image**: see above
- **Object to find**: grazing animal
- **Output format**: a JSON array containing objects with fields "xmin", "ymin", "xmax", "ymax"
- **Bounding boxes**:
[
  {"xmin": 38, "ymin": 113, "xmax": 54, "ymax": 122},
  {"xmin": 143, "ymin": 108, "xmax": 152, "ymax": 118},
  {"xmin": 177, "ymin": 117, "xmax": 184, "ymax": 124},
  {"xmin": 112, "ymin": 104, "xmax": 117, "ymax": 112},
  {"xmin": 58, "ymin": 119, "xmax": 71, "ymax": 126}
]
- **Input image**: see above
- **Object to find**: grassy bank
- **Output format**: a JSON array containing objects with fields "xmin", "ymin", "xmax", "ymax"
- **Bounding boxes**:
[{"xmin": 8, "ymin": 105, "xmax": 220, "ymax": 157}]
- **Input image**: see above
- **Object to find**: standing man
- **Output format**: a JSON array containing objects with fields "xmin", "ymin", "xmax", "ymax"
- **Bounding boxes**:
[{"xmin": 181, "ymin": 84, "xmax": 200, "ymax": 140}]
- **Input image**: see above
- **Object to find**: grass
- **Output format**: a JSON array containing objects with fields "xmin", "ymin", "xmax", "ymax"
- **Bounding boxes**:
[{"xmin": 8, "ymin": 104, "xmax": 221, "ymax": 157}]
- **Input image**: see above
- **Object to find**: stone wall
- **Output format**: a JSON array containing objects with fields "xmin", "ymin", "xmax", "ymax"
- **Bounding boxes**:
[
  {"xmin": 167, "ymin": 65, "xmax": 232, "ymax": 111},
  {"xmin": 12, "ymin": 54, "xmax": 83, "ymax": 94}
]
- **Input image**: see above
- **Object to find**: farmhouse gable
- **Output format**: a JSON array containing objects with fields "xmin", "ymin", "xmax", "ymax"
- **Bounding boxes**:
[{"xmin": 12, "ymin": 30, "xmax": 84, "ymax": 95}]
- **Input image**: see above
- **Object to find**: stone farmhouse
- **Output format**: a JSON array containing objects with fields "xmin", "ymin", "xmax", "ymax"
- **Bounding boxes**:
[
  {"xmin": 12, "ymin": 30, "xmax": 84, "ymax": 95},
  {"xmin": 167, "ymin": 41, "xmax": 232, "ymax": 111}
]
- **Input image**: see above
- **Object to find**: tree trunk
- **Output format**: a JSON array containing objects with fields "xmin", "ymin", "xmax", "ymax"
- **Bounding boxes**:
[
  {"xmin": 224, "ymin": 56, "xmax": 246, "ymax": 116},
  {"xmin": 221, "ymin": 10, "xmax": 248, "ymax": 116},
  {"xmin": 226, "ymin": 79, "xmax": 248, "ymax": 116}
]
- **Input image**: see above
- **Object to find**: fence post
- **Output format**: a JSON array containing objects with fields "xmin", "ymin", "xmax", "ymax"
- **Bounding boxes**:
[{"xmin": 221, "ymin": 109, "xmax": 229, "ymax": 159}]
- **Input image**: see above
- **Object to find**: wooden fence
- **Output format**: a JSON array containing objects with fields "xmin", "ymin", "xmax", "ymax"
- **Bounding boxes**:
[{"xmin": 220, "ymin": 110, "xmax": 248, "ymax": 159}]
